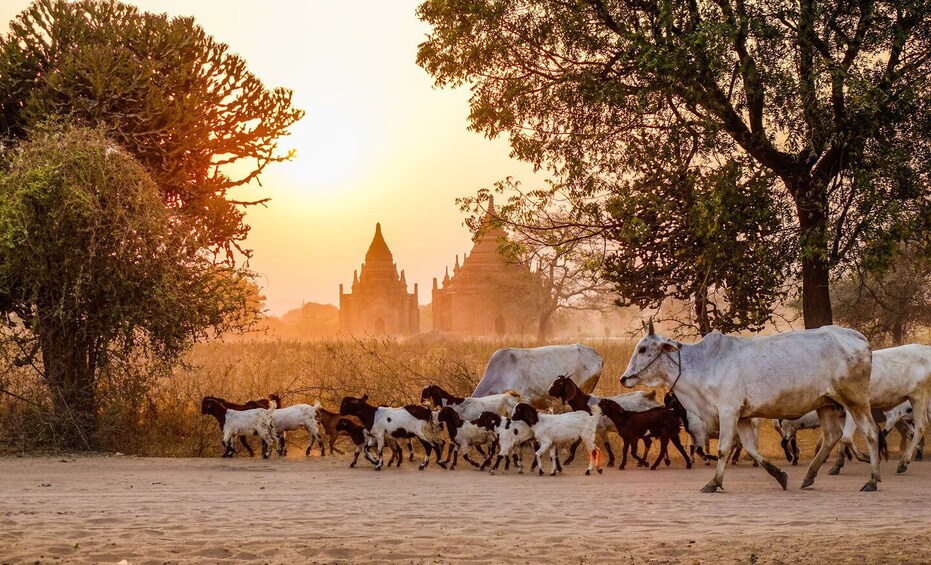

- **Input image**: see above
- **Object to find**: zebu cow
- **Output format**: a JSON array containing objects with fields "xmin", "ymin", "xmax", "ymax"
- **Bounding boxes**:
[
  {"xmin": 473, "ymin": 344, "xmax": 604, "ymax": 404},
  {"xmin": 828, "ymin": 344, "xmax": 931, "ymax": 475},
  {"xmin": 620, "ymin": 323, "xmax": 881, "ymax": 492}
]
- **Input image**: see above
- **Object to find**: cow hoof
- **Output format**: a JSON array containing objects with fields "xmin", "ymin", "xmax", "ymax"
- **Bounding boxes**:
[
  {"xmin": 777, "ymin": 471, "xmax": 788, "ymax": 491},
  {"xmin": 791, "ymin": 461, "xmax": 799, "ymax": 466},
  {"xmin": 597, "ymin": 469, "xmax": 603, "ymax": 474},
  {"xmin": 828, "ymin": 465, "xmax": 842, "ymax": 476},
  {"xmin": 800, "ymin": 476, "xmax": 815, "ymax": 489},
  {"xmin": 488, "ymin": 469, "xmax": 496, "ymax": 475},
  {"xmin": 860, "ymin": 481, "xmax": 878, "ymax": 492},
  {"xmin": 585, "ymin": 470, "xmax": 591, "ymax": 476},
  {"xmin": 538, "ymin": 469, "xmax": 544, "ymax": 476},
  {"xmin": 700, "ymin": 483, "xmax": 720, "ymax": 494},
  {"xmin": 550, "ymin": 471, "xmax": 557, "ymax": 477},
  {"xmin": 896, "ymin": 463, "xmax": 908, "ymax": 474}
]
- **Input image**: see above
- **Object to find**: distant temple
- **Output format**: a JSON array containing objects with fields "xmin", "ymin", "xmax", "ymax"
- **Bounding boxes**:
[
  {"xmin": 339, "ymin": 223, "xmax": 419, "ymax": 335},
  {"xmin": 432, "ymin": 197, "xmax": 541, "ymax": 336}
]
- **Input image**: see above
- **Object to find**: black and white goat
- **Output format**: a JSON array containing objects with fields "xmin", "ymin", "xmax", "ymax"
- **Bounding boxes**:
[
  {"xmin": 339, "ymin": 394, "xmax": 445, "ymax": 471},
  {"xmin": 437, "ymin": 407, "xmax": 495, "ymax": 470},
  {"xmin": 334, "ymin": 415, "xmax": 406, "ymax": 468},
  {"xmin": 472, "ymin": 411, "xmax": 536, "ymax": 474},
  {"xmin": 201, "ymin": 397, "xmax": 279, "ymax": 459}
]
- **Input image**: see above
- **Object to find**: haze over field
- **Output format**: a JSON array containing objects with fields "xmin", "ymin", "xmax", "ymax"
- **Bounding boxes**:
[{"xmin": 0, "ymin": 0, "xmax": 542, "ymax": 315}]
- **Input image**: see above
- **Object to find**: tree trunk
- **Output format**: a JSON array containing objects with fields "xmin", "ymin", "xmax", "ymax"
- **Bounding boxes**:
[
  {"xmin": 40, "ymin": 326, "xmax": 97, "ymax": 450},
  {"xmin": 694, "ymin": 285, "xmax": 712, "ymax": 336},
  {"xmin": 536, "ymin": 308, "xmax": 554, "ymax": 342},
  {"xmin": 794, "ymin": 180, "xmax": 834, "ymax": 329},
  {"xmin": 891, "ymin": 322, "xmax": 904, "ymax": 346}
]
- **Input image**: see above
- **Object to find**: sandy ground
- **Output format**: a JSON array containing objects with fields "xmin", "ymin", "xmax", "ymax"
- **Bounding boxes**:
[{"xmin": 1, "ymin": 450, "xmax": 930, "ymax": 564}]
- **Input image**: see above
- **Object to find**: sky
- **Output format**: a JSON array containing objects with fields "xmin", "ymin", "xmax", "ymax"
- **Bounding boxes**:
[{"xmin": 0, "ymin": 0, "xmax": 543, "ymax": 315}]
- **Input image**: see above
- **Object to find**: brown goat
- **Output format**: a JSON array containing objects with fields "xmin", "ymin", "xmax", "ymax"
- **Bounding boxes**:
[
  {"xmin": 201, "ymin": 394, "xmax": 282, "ymax": 457},
  {"xmin": 598, "ymin": 399, "xmax": 692, "ymax": 470},
  {"xmin": 314, "ymin": 408, "xmax": 348, "ymax": 456}
]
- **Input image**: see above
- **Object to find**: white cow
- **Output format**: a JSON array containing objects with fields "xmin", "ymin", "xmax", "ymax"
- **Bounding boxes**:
[
  {"xmin": 472, "ymin": 344, "xmax": 604, "ymax": 404},
  {"xmin": 828, "ymin": 344, "xmax": 931, "ymax": 475},
  {"xmin": 620, "ymin": 324, "xmax": 881, "ymax": 492}
]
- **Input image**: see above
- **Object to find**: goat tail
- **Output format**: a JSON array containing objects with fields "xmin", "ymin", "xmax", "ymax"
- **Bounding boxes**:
[{"xmin": 583, "ymin": 404, "xmax": 602, "ymax": 445}]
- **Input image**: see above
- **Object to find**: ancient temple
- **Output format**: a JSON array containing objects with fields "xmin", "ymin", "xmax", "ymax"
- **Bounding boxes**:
[
  {"xmin": 339, "ymin": 223, "xmax": 419, "ymax": 335},
  {"xmin": 432, "ymin": 197, "xmax": 541, "ymax": 336}
]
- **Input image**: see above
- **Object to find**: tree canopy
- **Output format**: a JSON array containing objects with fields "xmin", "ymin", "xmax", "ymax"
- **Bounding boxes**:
[
  {"xmin": 0, "ymin": 0, "xmax": 304, "ymax": 257},
  {"xmin": 418, "ymin": 0, "xmax": 931, "ymax": 330},
  {"xmin": 0, "ymin": 124, "xmax": 257, "ymax": 447}
]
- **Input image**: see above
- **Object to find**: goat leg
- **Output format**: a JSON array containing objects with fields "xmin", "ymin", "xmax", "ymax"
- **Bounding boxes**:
[
  {"xmin": 239, "ymin": 435, "xmax": 255, "ymax": 457},
  {"xmin": 564, "ymin": 438, "xmax": 581, "ymax": 466}
]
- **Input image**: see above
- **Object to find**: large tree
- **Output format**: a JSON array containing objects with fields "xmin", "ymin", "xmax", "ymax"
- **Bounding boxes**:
[
  {"xmin": 418, "ymin": 0, "xmax": 931, "ymax": 329},
  {"xmin": 0, "ymin": 125, "xmax": 257, "ymax": 448},
  {"xmin": 0, "ymin": 0, "xmax": 303, "ymax": 257}
]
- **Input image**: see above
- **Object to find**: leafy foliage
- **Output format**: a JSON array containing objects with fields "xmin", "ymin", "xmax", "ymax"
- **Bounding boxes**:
[
  {"xmin": 0, "ymin": 0, "xmax": 304, "ymax": 256},
  {"xmin": 0, "ymin": 124, "xmax": 258, "ymax": 447},
  {"xmin": 418, "ymin": 0, "xmax": 931, "ymax": 329},
  {"xmin": 832, "ymin": 244, "xmax": 931, "ymax": 345}
]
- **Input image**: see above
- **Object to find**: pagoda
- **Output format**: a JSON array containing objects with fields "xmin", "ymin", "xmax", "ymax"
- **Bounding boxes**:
[
  {"xmin": 431, "ymin": 197, "xmax": 540, "ymax": 336},
  {"xmin": 339, "ymin": 223, "xmax": 419, "ymax": 335}
]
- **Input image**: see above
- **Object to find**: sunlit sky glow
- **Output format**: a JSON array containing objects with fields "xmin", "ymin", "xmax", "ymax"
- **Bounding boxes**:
[{"xmin": 0, "ymin": 0, "xmax": 543, "ymax": 315}]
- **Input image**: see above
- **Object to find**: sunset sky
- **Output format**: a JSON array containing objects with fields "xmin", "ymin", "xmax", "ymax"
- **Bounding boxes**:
[{"xmin": 0, "ymin": 0, "xmax": 542, "ymax": 315}]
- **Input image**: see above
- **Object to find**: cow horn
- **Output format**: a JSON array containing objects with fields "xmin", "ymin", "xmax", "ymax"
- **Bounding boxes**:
[{"xmin": 648, "ymin": 320, "xmax": 655, "ymax": 335}]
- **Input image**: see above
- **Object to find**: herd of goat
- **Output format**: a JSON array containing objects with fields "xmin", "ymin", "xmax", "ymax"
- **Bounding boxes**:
[{"xmin": 199, "ymin": 374, "xmax": 925, "ymax": 479}]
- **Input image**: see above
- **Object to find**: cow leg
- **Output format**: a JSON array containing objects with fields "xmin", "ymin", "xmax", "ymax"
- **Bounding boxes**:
[
  {"xmin": 701, "ymin": 411, "xmax": 737, "ymax": 493},
  {"xmin": 895, "ymin": 420, "xmax": 910, "ymax": 453},
  {"xmin": 898, "ymin": 394, "xmax": 930, "ymax": 474},
  {"xmin": 738, "ymin": 419, "xmax": 787, "ymax": 490},
  {"xmin": 803, "ymin": 406, "xmax": 845, "ymax": 489},
  {"xmin": 618, "ymin": 438, "xmax": 630, "ymax": 470},
  {"xmin": 564, "ymin": 439, "xmax": 581, "ymax": 466},
  {"xmin": 845, "ymin": 402, "xmax": 881, "ymax": 491},
  {"xmin": 829, "ymin": 415, "xmax": 858, "ymax": 475},
  {"xmin": 791, "ymin": 437, "xmax": 800, "ymax": 465}
]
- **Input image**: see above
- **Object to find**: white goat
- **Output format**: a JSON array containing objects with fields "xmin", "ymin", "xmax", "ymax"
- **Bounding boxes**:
[
  {"xmin": 511, "ymin": 403, "xmax": 604, "ymax": 476},
  {"xmin": 272, "ymin": 402, "xmax": 322, "ymax": 456},
  {"xmin": 202, "ymin": 398, "xmax": 278, "ymax": 459},
  {"xmin": 420, "ymin": 384, "xmax": 521, "ymax": 420}
]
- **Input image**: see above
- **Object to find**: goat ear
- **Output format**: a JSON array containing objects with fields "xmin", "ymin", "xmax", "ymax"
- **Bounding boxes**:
[
  {"xmin": 660, "ymin": 341, "xmax": 678, "ymax": 353},
  {"xmin": 361, "ymin": 393, "xmax": 368, "ymax": 402},
  {"xmin": 648, "ymin": 320, "xmax": 655, "ymax": 335}
]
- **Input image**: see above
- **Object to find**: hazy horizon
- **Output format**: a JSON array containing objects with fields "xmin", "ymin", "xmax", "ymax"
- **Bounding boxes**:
[{"xmin": 0, "ymin": 0, "xmax": 544, "ymax": 316}]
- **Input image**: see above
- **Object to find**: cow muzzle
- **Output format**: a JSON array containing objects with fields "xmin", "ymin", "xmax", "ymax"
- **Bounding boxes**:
[{"xmin": 620, "ymin": 375, "xmax": 638, "ymax": 388}]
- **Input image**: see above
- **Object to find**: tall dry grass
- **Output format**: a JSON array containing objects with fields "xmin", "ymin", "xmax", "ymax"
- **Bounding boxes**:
[
  {"xmin": 3, "ymin": 336, "xmax": 881, "ymax": 460},
  {"xmin": 1, "ymin": 337, "xmax": 637, "ymax": 456}
]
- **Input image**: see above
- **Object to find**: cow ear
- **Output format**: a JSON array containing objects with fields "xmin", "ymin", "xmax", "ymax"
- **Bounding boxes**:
[
  {"xmin": 648, "ymin": 320, "xmax": 655, "ymax": 335},
  {"xmin": 660, "ymin": 341, "xmax": 678, "ymax": 353}
]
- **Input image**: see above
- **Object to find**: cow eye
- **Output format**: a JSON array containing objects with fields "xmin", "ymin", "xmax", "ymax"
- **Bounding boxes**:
[{"xmin": 638, "ymin": 346, "xmax": 646, "ymax": 354}]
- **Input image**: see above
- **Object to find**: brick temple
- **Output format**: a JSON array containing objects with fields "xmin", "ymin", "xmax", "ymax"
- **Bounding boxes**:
[
  {"xmin": 432, "ymin": 196, "xmax": 540, "ymax": 336},
  {"xmin": 338, "ymin": 223, "xmax": 419, "ymax": 335}
]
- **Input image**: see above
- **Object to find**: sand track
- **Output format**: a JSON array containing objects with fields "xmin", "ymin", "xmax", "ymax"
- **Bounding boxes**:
[{"xmin": 1, "ymin": 454, "xmax": 929, "ymax": 564}]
